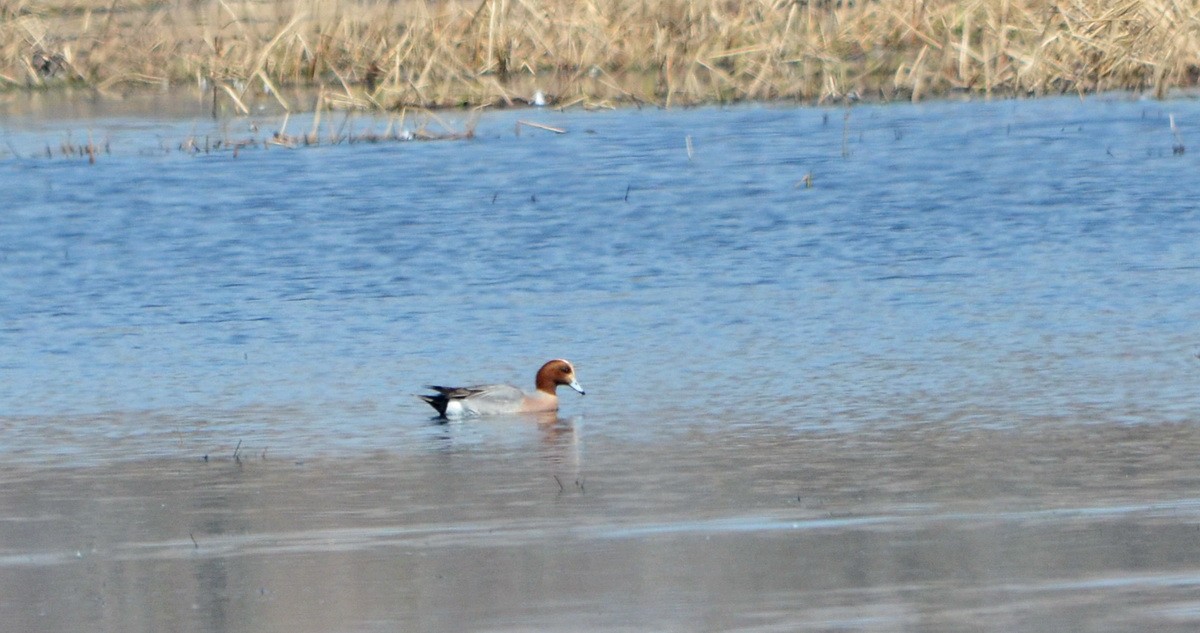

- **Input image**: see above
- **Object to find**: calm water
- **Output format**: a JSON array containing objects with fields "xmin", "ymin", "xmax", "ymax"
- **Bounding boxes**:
[{"xmin": 1, "ymin": 94, "xmax": 1199, "ymax": 632}]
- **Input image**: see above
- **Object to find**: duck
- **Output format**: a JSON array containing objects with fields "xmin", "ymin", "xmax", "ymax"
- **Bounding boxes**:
[{"xmin": 419, "ymin": 359, "xmax": 585, "ymax": 418}]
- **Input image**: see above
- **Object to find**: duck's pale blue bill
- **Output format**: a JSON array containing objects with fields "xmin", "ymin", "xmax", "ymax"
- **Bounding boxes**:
[{"xmin": 568, "ymin": 379, "xmax": 586, "ymax": 395}]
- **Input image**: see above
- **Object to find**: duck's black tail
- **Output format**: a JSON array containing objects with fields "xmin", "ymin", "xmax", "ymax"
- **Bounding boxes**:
[{"xmin": 417, "ymin": 393, "xmax": 449, "ymax": 417}]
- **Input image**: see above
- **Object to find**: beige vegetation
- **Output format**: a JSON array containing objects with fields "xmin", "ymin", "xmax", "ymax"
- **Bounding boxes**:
[{"xmin": 2, "ymin": 0, "xmax": 1200, "ymax": 112}]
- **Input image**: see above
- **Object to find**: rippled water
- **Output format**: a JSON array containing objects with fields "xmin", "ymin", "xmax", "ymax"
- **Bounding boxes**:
[{"xmin": 2, "ymin": 94, "xmax": 1199, "ymax": 632}]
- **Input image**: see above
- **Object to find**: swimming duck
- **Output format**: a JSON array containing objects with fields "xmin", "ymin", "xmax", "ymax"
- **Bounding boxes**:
[{"xmin": 419, "ymin": 359, "xmax": 585, "ymax": 418}]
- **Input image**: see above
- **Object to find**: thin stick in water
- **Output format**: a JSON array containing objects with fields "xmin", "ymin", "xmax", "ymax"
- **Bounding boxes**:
[
  {"xmin": 516, "ymin": 120, "xmax": 567, "ymax": 134},
  {"xmin": 1170, "ymin": 113, "xmax": 1185, "ymax": 155}
]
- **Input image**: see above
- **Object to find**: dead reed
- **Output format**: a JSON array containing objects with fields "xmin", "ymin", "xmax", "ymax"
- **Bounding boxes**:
[
  {"xmin": 3, "ymin": 0, "xmax": 1200, "ymax": 110},
  {"xmin": 177, "ymin": 109, "xmax": 476, "ymax": 156},
  {"xmin": 40, "ymin": 130, "xmax": 108, "ymax": 163},
  {"xmin": 13, "ymin": 109, "xmax": 476, "ymax": 162}
]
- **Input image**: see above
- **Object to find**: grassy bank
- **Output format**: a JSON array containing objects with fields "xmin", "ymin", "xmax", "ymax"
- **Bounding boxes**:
[{"xmin": 3, "ymin": 0, "xmax": 1200, "ymax": 111}]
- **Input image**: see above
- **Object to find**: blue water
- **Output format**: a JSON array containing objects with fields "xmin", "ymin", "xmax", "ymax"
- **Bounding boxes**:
[
  {"xmin": 3, "ymin": 95, "xmax": 1200, "ymax": 633},
  {"xmin": 3, "ymin": 97, "xmax": 1196, "ymax": 440}
]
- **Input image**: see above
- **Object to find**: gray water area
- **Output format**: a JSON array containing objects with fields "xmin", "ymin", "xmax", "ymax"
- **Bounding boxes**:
[{"xmin": 1, "ymin": 93, "xmax": 1199, "ymax": 632}]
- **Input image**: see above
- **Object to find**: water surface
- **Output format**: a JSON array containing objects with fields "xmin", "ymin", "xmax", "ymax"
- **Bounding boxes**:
[{"xmin": 1, "ymin": 94, "xmax": 1199, "ymax": 631}]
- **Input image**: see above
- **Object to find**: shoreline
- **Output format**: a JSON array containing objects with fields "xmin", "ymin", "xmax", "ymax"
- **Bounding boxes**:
[
  {"xmin": 2, "ymin": 83, "xmax": 1196, "ymax": 126},
  {"xmin": 4, "ymin": 0, "xmax": 1200, "ymax": 113},
  {"xmin": 0, "ymin": 89, "xmax": 1189, "ymax": 164}
]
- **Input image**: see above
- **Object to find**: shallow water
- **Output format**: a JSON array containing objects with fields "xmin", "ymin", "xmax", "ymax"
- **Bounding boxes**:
[{"xmin": 2, "ymin": 94, "xmax": 1200, "ymax": 631}]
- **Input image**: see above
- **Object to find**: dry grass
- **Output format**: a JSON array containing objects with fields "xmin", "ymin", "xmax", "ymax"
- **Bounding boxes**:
[{"xmin": 3, "ymin": 0, "xmax": 1200, "ymax": 110}]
